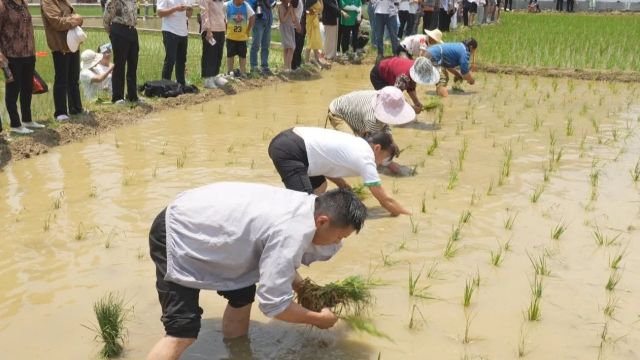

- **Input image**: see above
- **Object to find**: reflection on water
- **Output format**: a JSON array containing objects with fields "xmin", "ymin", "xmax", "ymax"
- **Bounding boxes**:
[{"xmin": 1, "ymin": 66, "xmax": 640, "ymax": 359}]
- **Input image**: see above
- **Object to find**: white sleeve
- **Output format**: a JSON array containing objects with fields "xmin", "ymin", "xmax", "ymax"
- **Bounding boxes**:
[
  {"xmin": 361, "ymin": 160, "xmax": 382, "ymax": 186},
  {"xmin": 157, "ymin": 0, "xmax": 170, "ymax": 10},
  {"xmin": 245, "ymin": 2, "xmax": 255, "ymax": 16}
]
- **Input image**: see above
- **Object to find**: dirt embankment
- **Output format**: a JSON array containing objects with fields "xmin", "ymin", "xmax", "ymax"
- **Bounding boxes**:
[
  {"xmin": 477, "ymin": 64, "xmax": 640, "ymax": 83},
  {"xmin": 0, "ymin": 69, "xmax": 324, "ymax": 169}
]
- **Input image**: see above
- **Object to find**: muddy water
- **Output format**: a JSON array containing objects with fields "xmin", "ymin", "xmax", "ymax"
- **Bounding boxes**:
[{"xmin": 1, "ymin": 66, "xmax": 640, "ymax": 360}]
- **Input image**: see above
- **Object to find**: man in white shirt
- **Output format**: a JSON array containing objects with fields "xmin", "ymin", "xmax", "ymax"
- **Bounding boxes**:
[
  {"xmin": 157, "ymin": 0, "xmax": 193, "ymax": 85},
  {"xmin": 146, "ymin": 182, "xmax": 367, "ymax": 359}
]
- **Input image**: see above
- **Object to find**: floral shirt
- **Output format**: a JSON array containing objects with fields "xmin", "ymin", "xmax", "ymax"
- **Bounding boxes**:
[
  {"xmin": 0, "ymin": 0, "xmax": 35, "ymax": 58},
  {"xmin": 103, "ymin": 0, "xmax": 138, "ymax": 29}
]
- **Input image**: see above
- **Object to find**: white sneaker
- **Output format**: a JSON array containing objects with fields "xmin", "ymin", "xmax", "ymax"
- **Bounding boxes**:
[
  {"xmin": 114, "ymin": 99, "xmax": 126, "ymax": 106},
  {"xmin": 56, "ymin": 114, "xmax": 70, "ymax": 122},
  {"xmin": 203, "ymin": 77, "xmax": 217, "ymax": 89},
  {"xmin": 23, "ymin": 121, "xmax": 46, "ymax": 129},
  {"xmin": 11, "ymin": 126, "xmax": 34, "ymax": 135}
]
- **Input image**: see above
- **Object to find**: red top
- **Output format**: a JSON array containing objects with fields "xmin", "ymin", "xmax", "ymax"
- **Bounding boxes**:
[{"xmin": 377, "ymin": 57, "xmax": 416, "ymax": 91}]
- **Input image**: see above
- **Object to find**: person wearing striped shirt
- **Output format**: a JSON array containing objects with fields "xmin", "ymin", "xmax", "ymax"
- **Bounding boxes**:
[{"xmin": 325, "ymin": 86, "xmax": 416, "ymax": 136}]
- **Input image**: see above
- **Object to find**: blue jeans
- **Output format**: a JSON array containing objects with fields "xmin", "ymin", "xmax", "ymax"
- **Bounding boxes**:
[
  {"xmin": 374, "ymin": 13, "xmax": 400, "ymax": 56},
  {"xmin": 367, "ymin": 3, "xmax": 377, "ymax": 47},
  {"xmin": 250, "ymin": 16, "xmax": 272, "ymax": 70}
]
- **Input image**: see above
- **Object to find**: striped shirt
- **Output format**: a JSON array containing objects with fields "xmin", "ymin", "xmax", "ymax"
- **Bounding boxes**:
[{"xmin": 328, "ymin": 90, "xmax": 391, "ymax": 136}]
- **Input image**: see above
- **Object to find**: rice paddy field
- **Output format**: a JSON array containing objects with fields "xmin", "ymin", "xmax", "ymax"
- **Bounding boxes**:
[{"xmin": 1, "ymin": 12, "xmax": 640, "ymax": 360}]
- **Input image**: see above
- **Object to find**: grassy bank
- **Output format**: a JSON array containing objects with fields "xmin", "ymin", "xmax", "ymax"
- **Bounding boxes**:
[
  {"xmin": 445, "ymin": 13, "xmax": 640, "ymax": 71},
  {"xmin": 28, "ymin": 4, "xmax": 108, "ymax": 17},
  {"xmin": 2, "ymin": 28, "xmax": 284, "ymax": 123}
]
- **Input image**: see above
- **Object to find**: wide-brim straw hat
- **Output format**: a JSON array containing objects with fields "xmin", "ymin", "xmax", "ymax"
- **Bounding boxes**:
[
  {"xmin": 424, "ymin": 29, "xmax": 444, "ymax": 44},
  {"xmin": 410, "ymin": 57, "xmax": 440, "ymax": 85},
  {"xmin": 373, "ymin": 86, "xmax": 416, "ymax": 125},
  {"xmin": 80, "ymin": 50, "xmax": 103, "ymax": 70},
  {"xmin": 67, "ymin": 26, "xmax": 87, "ymax": 53}
]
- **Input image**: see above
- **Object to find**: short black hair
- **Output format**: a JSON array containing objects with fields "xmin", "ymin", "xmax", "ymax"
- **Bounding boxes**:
[
  {"xmin": 463, "ymin": 38, "xmax": 478, "ymax": 50},
  {"xmin": 315, "ymin": 188, "xmax": 367, "ymax": 233},
  {"xmin": 364, "ymin": 131, "xmax": 400, "ymax": 161}
]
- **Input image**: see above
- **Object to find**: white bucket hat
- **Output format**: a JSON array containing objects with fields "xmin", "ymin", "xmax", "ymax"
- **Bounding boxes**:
[
  {"xmin": 80, "ymin": 50, "xmax": 103, "ymax": 70},
  {"xmin": 410, "ymin": 57, "xmax": 440, "ymax": 85},
  {"xmin": 373, "ymin": 86, "xmax": 416, "ymax": 125},
  {"xmin": 424, "ymin": 29, "xmax": 444, "ymax": 44},
  {"xmin": 67, "ymin": 26, "xmax": 87, "ymax": 53}
]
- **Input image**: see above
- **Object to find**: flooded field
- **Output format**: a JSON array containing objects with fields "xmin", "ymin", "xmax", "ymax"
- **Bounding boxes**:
[{"xmin": 1, "ymin": 66, "xmax": 639, "ymax": 359}]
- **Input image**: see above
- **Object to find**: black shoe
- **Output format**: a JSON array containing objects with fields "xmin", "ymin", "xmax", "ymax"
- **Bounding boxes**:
[{"xmin": 261, "ymin": 68, "xmax": 274, "ymax": 76}]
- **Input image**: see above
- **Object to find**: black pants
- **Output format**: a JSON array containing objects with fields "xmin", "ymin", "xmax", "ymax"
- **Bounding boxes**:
[
  {"xmin": 438, "ymin": 8, "xmax": 452, "ymax": 32},
  {"xmin": 110, "ymin": 24, "xmax": 139, "ymax": 102},
  {"xmin": 566, "ymin": 0, "xmax": 574, "ymax": 11},
  {"xmin": 556, "ymin": 0, "xmax": 563, "ymax": 11},
  {"xmin": 423, "ymin": 11, "xmax": 436, "ymax": 31},
  {"xmin": 201, "ymin": 31, "xmax": 225, "ymax": 77},
  {"xmin": 162, "ymin": 31, "xmax": 188, "ymax": 86},
  {"xmin": 52, "ymin": 51, "xmax": 82, "ymax": 117},
  {"xmin": 292, "ymin": 14, "xmax": 306, "ymax": 70},
  {"xmin": 339, "ymin": 24, "xmax": 357, "ymax": 53},
  {"xmin": 5, "ymin": 56, "xmax": 35, "ymax": 128},
  {"xmin": 504, "ymin": 0, "xmax": 512, "ymax": 10},
  {"xmin": 268, "ymin": 129, "xmax": 326, "ymax": 194},
  {"xmin": 397, "ymin": 10, "xmax": 414, "ymax": 38},
  {"xmin": 369, "ymin": 64, "xmax": 388, "ymax": 90}
]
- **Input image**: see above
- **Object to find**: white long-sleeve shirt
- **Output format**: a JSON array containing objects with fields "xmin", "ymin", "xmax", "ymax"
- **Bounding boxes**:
[{"xmin": 164, "ymin": 182, "xmax": 341, "ymax": 317}]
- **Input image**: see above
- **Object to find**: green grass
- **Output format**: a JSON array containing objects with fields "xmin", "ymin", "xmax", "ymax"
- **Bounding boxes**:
[
  {"xmin": 445, "ymin": 13, "xmax": 640, "ymax": 71},
  {"xmin": 29, "ymin": 4, "xmax": 107, "ymax": 17},
  {"xmin": 89, "ymin": 292, "xmax": 131, "ymax": 359}
]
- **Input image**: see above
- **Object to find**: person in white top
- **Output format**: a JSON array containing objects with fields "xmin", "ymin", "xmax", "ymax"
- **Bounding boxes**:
[
  {"xmin": 79, "ymin": 49, "xmax": 113, "ymax": 102},
  {"xmin": 146, "ymin": 182, "xmax": 367, "ymax": 359},
  {"xmin": 96, "ymin": 43, "xmax": 113, "ymax": 93},
  {"xmin": 397, "ymin": 28, "xmax": 443, "ymax": 58},
  {"xmin": 269, "ymin": 127, "xmax": 411, "ymax": 216},
  {"xmin": 157, "ymin": 0, "xmax": 193, "ymax": 85}
]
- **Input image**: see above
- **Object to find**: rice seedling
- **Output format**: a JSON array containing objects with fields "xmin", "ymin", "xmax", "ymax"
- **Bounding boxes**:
[
  {"xmin": 408, "ymin": 304, "xmax": 426, "ymax": 330},
  {"xmin": 518, "ymin": 327, "xmax": 528, "ymax": 357},
  {"xmin": 490, "ymin": 247, "xmax": 504, "ymax": 267},
  {"xmin": 543, "ymin": 164, "xmax": 550, "ymax": 182},
  {"xmin": 52, "ymin": 191, "xmax": 65, "ymax": 210},
  {"xmin": 486, "ymin": 178, "xmax": 494, "ymax": 195},
  {"xmin": 463, "ymin": 279, "xmax": 475, "ymax": 307},
  {"xmin": 551, "ymin": 78, "xmax": 558, "ymax": 93},
  {"xmin": 565, "ymin": 117, "xmax": 574, "ymax": 136},
  {"xmin": 443, "ymin": 238, "xmax": 459, "ymax": 259},
  {"xmin": 608, "ymin": 250, "xmax": 624, "ymax": 270},
  {"xmin": 351, "ymin": 184, "xmax": 368, "ymax": 201},
  {"xmin": 530, "ymin": 184, "xmax": 544, "ymax": 203},
  {"xmin": 630, "ymin": 158, "xmax": 640, "ymax": 182},
  {"xmin": 114, "ymin": 134, "xmax": 120, "ymax": 149},
  {"xmin": 159, "ymin": 140, "xmax": 168, "ymax": 155},
  {"xmin": 296, "ymin": 276, "xmax": 373, "ymax": 315},
  {"xmin": 591, "ymin": 116, "xmax": 600, "ymax": 133},
  {"xmin": 503, "ymin": 143, "xmax": 513, "ymax": 177},
  {"xmin": 427, "ymin": 133, "xmax": 439, "ymax": 156},
  {"xmin": 420, "ymin": 193, "xmax": 427, "ymax": 213},
  {"xmin": 176, "ymin": 148, "xmax": 188, "ymax": 169},
  {"xmin": 593, "ymin": 227, "xmax": 621, "ymax": 247},
  {"xmin": 136, "ymin": 248, "xmax": 145, "ymax": 260},
  {"xmin": 462, "ymin": 310, "xmax": 474, "ymax": 344},
  {"xmin": 528, "ymin": 252, "xmax": 551, "ymax": 276},
  {"xmin": 554, "ymin": 147, "xmax": 564, "ymax": 167},
  {"xmin": 469, "ymin": 190, "xmax": 479, "ymax": 206},
  {"xmin": 450, "ymin": 224, "xmax": 462, "ymax": 242},
  {"xmin": 341, "ymin": 315, "xmax": 392, "ymax": 340},
  {"xmin": 409, "ymin": 214, "xmax": 420, "ymax": 234},
  {"xmin": 447, "ymin": 162, "xmax": 459, "ymax": 190},
  {"xmin": 408, "ymin": 265, "xmax": 432, "ymax": 299},
  {"xmin": 504, "ymin": 213, "xmax": 518, "ymax": 230},
  {"xmin": 530, "ymin": 275, "xmax": 543, "ymax": 299},
  {"xmin": 551, "ymin": 222, "xmax": 567, "ymax": 240},
  {"xmin": 472, "ymin": 269, "xmax": 481, "ymax": 288},
  {"xmin": 532, "ymin": 114, "xmax": 543, "ymax": 131},
  {"xmin": 603, "ymin": 296, "xmax": 618, "ymax": 318},
  {"xmin": 549, "ymin": 130, "xmax": 557, "ymax": 148},
  {"xmin": 458, "ymin": 210, "xmax": 472, "ymax": 226},
  {"xmin": 611, "ymin": 128, "xmax": 619, "ymax": 142},
  {"xmin": 437, "ymin": 106, "xmax": 445, "ymax": 124},
  {"xmin": 43, "ymin": 214, "xmax": 52, "ymax": 232},
  {"xmin": 121, "ymin": 171, "xmax": 136, "ymax": 186},
  {"xmin": 380, "ymin": 250, "xmax": 397, "ymax": 267},
  {"xmin": 75, "ymin": 222, "xmax": 87, "ymax": 241},
  {"xmin": 85, "ymin": 292, "xmax": 131, "ymax": 359},
  {"xmin": 455, "ymin": 121, "xmax": 464, "ymax": 135},
  {"xmin": 525, "ymin": 296, "xmax": 541, "ymax": 321},
  {"xmin": 605, "ymin": 271, "xmax": 621, "ymax": 292},
  {"xmin": 457, "ymin": 138, "xmax": 469, "ymax": 171}
]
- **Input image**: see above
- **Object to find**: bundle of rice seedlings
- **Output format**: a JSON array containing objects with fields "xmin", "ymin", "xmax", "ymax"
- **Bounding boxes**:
[
  {"xmin": 351, "ymin": 184, "xmax": 368, "ymax": 200},
  {"xmin": 451, "ymin": 80, "xmax": 465, "ymax": 93},
  {"xmin": 422, "ymin": 96, "xmax": 442, "ymax": 111},
  {"xmin": 88, "ymin": 292, "xmax": 131, "ymax": 359},
  {"xmin": 296, "ymin": 275, "xmax": 373, "ymax": 316}
]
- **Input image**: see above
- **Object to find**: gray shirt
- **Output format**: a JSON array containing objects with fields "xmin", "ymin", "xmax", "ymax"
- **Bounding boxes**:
[
  {"xmin": 328, "ymin": 90, "xmax": 391, "ymax": 136},
  {"xmin": 164, "ymin": 182, "xmax": 341, "ymax": 318}
]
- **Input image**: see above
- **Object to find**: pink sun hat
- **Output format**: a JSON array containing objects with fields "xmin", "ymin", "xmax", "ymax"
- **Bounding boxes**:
[{"xmin": 373, "ymin": 86, "xmax": 416, "ymax": 125}]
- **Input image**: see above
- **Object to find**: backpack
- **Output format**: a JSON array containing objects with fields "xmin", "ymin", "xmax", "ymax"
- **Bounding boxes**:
[{"xmin": 139, "ymin": 80, "xmax": 184, "ymax": 98}]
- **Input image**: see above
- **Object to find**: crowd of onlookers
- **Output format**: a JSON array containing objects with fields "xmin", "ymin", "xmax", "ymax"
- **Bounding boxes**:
[{"xmin": 0, "ymin": 0, "xmax": 485, "ymax": 142}]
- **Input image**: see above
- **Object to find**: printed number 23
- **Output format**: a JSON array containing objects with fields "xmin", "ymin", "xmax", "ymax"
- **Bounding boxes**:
[{"xmin": 233, "ymin": 25, "xmax": 242, "ymax": 32}]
